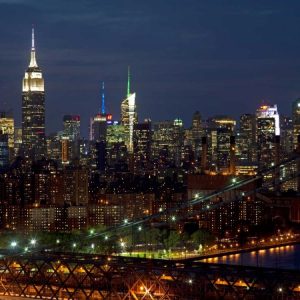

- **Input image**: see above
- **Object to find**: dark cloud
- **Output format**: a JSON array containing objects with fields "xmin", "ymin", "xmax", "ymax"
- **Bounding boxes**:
[{"xmin": 1, "ymin": 0, "xmax": 300, "ymax": 136}]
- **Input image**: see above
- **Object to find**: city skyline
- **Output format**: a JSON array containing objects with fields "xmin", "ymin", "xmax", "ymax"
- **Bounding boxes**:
[{"xmin": 1, "ymin": 1, "xmax": 300, "ymax": 136}]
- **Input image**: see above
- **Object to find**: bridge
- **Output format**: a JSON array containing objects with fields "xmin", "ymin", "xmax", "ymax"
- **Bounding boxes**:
[
  {"xmin": 0, "ymin": 154, "xmax": 299, "ymax": 299},
  {"xmin": 0, "ymin": 251, "xmax": 300, "ymax": 299}
]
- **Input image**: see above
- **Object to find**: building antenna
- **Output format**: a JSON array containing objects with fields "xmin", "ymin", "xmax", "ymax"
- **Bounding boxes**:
[
  {"xmin": 32, "ymin": 25, "xmax": 35, "ymax": 50},
  {"xmin": 127, "ymin": 66, "xmax": 131, "ymax": 97},
  {"xmin": 101, "ymin": 81, "xmax": 105, "ymax": 115}
]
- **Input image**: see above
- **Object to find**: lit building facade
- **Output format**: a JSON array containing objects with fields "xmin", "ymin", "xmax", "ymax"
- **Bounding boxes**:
[
  {"xmin": 0, "ymin": 132, "xmax": 9, "ymax": 169},
  {"xmin": 236, "ymin": 114, "xmax": 256, "ymax": 164},
  {"xmin": 206, "ymin": 116, "xmax": 236, "ymax": 173},
  {"xmin": 22, "ymin": 28, "xmax": 45, "ymax": 161},
  {"xmin": 121, "ymin": 68, "xmax": 137, "ymax": 153},
  {"xmin": 63, "ymin": 115, "xmax": 80, "ymax": 141},
  {"xmin": 256, "ymin": 104, "xmax": 280, "ymax": 169},
  {"xmin": 152, "ymin": 120, "xmax": 184, "ymax": 168},
  {"xmin": 292, "ymin": 98, "xmax": 300, "ymax": 150},
  {"xmin": 0, "ymin": 112, "xmax": 14, "ymax": 160},
  {"xmin": 133, "ymin": 120, "xmax": 152, "ymax": 174}
]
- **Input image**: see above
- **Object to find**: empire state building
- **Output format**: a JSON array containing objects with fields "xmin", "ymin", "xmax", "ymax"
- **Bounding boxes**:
[{"xmin": 22, "ymin": 28, "xmax": 45, "ymax": 161}]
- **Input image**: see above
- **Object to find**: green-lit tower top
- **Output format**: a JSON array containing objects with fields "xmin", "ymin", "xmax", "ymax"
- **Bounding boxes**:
[{"xmin": 127, "ymin": 66, "xmax": 131, "ymax": 97}]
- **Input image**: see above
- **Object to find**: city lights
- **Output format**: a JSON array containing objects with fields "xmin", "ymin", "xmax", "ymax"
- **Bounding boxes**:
[
  {"xmin": 0, "ymin": 17, "xmax": 299, "ymax": 300},
  {"xmin": 10, "ymin": 241, "xmax": 17, "ymax": 248}
]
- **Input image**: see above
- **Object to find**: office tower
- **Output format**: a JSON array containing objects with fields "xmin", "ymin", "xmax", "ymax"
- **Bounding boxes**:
[
  {"xmin": 190, "ymin": 111, "xmax": 203, "ymax": 163},
  {"xmin": 256, "ymin": 104, "xmax": 280, "ymax": 170},
  {"xmin": 292, "ymin": 98, "xmax": 300, "ymax": 150},
  {"xmin": 22, "ymin": 28, "xmax": 45, "ymax": 161},
  {"xmin": 89, "ymin": 83, "xmax": 108, "ymax": 173},
  {"xmin": 61, "ymin": 136, "xmax": 70, "ymax": 165},
  {"xmin": 0, "ymin": 112, "xmax": 14, "ymax": 161},
  {"xmin": 280, "ymin": 116, "xmax": 293, "ymax": 156},
  {"xmin": 90, "ymin": 82, "xmax": 107, "ymax": 142},
  {"xmin": 90, "ymin": 115, "xmax": 107, "ymax": 142},
  {"xmin": 152, "ymin": 119, "xmax": 184, "ymax": 168},
  {"xmin": 0, "ymin": 131, "xmax": 9, "ymax": 169},
  {"xmin": 133, "ymin": 120, "xmax": 152, "ymax": 174},
  {"xmin": 14, "ymin": 127, "xmax": 22, "ymax": 157},
  {"xmin": 206, "ymin": 116, "xmax": 236, "ymax": 173},
  {"xmin": 61, "ymin": 115, "xmax": 81, "ymax": 164},
  {"xmin": 46, "ymin": 133, "xmax": 61, "ymax": 162},
  {"xmin": 121, "ymin": 67, "xmax": 137, "ymax": 153},
  {"xmin": 106, "ymin": 122, "xmax": 128, "ymax": 170},
  {"xmin": 63, "ymin": 115, "xmax": 80, "ymax": 141},
  {"xmin": 236, "ymin": 114, "xmax": 256, "ymax": 164}
]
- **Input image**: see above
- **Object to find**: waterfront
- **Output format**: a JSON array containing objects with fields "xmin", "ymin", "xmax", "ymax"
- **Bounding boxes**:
[{"xmin": 202, "ymin": 243, "xmax": 300, "ymax": 270}]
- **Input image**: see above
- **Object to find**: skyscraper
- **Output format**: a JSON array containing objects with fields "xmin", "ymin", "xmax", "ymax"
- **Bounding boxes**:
[
  {"xmin": 256, "ymin": 104, "xmax": 280, "ymax": 169},
  {"xmin": 292, "ymin": 98, "xmax": 300, "ymax": 150},
  {"xmin": 121, "ymin": 67, "xmax": 137, "ymax": 153},
  {"xmin": 133, "ymin": 120, "xmax": 152, "ymax": 174},
  {"xmin": 63, "ymin": 115, "xmax": 80, "ymax": 141},
  {"xmin": 0, "ymin": 112, "xmax": 14, "ymax": 161},
  {"xmin": 206, "ymin": 116, "xmax": 236, "ymax": 173},
  {"xmin": 236, "ymin": 114, "xmax": 256, "ymax": 163},
  {"xmin": 0, "ymin": 131, "xmax": 9, "ymax": 170},
  {"xmin": 22, "ymin": 28, "xmax": 45, "ymax": 161},
  {"xmin": 90, "ymin": 82, "xmax": 107, "ymax": 142}
]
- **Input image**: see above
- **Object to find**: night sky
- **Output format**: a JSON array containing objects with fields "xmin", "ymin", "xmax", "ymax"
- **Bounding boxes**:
[{"xmin": 1, "ymin": 0, "xmax": 300, "ymax": 137}]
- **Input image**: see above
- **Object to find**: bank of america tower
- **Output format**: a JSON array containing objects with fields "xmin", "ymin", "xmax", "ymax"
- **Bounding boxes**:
[{"xmin": 22, "ymin": 28, "xmax": 45, "ymax": 161}]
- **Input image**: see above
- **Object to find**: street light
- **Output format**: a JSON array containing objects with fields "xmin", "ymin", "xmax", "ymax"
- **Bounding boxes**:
[
  {"xmin": 10, "ymin": 241, "xmax": 17, "ymax": 248},
  {"xmin": 90, "ymin": 229, "xmax": 95, "ymax": 235},
  {"xmin": 30, "ymin": 239, "xmax": 36, "ymax": 246},
  {"xmin": 138, "ymin": 226, "xmax": 142, "ymax": 232}
]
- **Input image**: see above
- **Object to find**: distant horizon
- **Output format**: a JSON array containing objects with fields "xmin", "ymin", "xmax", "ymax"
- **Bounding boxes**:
[{"xmin": 1, "ymin": 1, "xmax": 300, "ymax": 137}]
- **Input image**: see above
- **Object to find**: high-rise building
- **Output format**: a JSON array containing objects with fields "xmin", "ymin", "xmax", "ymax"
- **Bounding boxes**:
[
  {"xmin": 90, "ymin": 82, "xmax": 107, "ymax": 142},
  {"xmin": 106, "ymin": 122, "xmax": 128, "ymax": 171},
  {"xmin": 63, "ymin": 115, "xmax": 80, "ymax": 141},
  {"xmin": 0, "ymin": 112, "xmax": 14, "ymax": 161},
  {"xmin": 190, "ymin": 111, "xmax": 203, "ymax": 163},
  {"xmin": 0, "ymin": 131, "xmax": 9, "ymax": 170},
  {"xmin": 22, "ymin": 28, "xmax": 45, "ymax": 161},
  {"xmin": 152, "ymin": 119, "xmax": 184, "ymax": 168},
  {"xmin": 14, "ymin": 127, "xmax": 22, "ymax": 157},
  {"xmin": 236, "ymin": 114, "xmax": 256, "ymax": 164},
  {"xmin": 206, "ymin": 116, "xmax": 236, "ymax": 173},
  {"xmin": 133, "ymin": 120, "xmax": 152, "ymax": 174},
  {"xmin": 121, "ymin": 68, "xmax": 137, "ymax": 153},
  {"xmin": 256, "ymin": 104, "xmax": 280, "ymax": 170},
  {"xmin": 292, "ymin": 98, "xmax": 300, "ymax": 150},
  {"xmin": 280, "ymin": 115, "xmax": 293, "ymax": 157}
]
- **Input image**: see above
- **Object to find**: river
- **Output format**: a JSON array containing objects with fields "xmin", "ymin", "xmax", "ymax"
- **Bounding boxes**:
[{"xmin": 201, "ymin": 244, "xmax": 300, "ymax": 269}]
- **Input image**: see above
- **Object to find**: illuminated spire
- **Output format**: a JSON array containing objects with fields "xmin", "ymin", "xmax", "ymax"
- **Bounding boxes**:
[
  {"xmin": 127, "ymin": 66, "xmax": 131, "ymax": 97},
  {"xmin": 29, "ymin": 26, "xmax": 38, "ymax": 68},
  {"xmin": 31, "ymin": 26, "xmax": 35, "ymax": 50},
  {"xmin": 101, "ymin": 81, "xmax": 106, "ymax": 115}
]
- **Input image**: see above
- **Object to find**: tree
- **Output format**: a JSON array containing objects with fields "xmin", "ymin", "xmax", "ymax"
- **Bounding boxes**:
[{"xmin": 191, "ymin": 229, "xmax": 214, "ymax": 250}]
